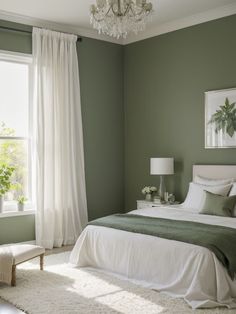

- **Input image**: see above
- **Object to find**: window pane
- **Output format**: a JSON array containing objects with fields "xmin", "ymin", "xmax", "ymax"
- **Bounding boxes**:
[
  {"xmin": 0, "ymin": 139, "xmax": 29, "ymax": 202},
  {"xmin": 0, "ymin": 60, "xmax": 29, "ymax": 137}
]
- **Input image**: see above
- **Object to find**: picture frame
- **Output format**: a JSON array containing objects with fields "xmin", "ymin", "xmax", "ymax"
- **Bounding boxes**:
[{"xmin": 205, "ymin": 88, "xmax": 236, "ymax": 148}]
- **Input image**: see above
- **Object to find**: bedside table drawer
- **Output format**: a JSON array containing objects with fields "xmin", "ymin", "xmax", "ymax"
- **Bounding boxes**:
[
  {"xmin": 137, "ymin": 200, "xmax": 161, "ymax": 209},
  {"xmin": 137, "ymin": 200, "xmax": 179, "ymax": 209}
]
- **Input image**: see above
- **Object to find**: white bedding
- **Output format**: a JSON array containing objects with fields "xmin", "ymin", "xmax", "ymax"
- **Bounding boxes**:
[{"xmin": 70, "ymin": 206, "xmax": 236, "ymax": 309}]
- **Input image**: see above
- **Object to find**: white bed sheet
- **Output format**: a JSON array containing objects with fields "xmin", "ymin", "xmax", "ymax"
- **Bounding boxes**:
[{"xmin": 70, "ymin": 206, "xmax": 236, "ymax": 309}]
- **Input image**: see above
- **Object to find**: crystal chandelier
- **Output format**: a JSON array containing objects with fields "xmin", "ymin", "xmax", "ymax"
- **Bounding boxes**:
[{"xmin": 90, "ymin": 0, "xmax": 153, "ymax": 39}]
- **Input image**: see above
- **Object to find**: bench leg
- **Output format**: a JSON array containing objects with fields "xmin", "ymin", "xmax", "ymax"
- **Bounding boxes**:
[
  {"xmin": 40, "ymin": 254, "xmax": 44, "ymax": 271},
  {"xmin": 11, "ymin": 265, "xmax": 16, "ymax": 287}
]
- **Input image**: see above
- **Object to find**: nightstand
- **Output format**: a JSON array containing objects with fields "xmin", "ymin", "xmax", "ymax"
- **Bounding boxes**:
[{"xmin": 137, "ymin": 200, "xmax": 180, "ymax": 209}]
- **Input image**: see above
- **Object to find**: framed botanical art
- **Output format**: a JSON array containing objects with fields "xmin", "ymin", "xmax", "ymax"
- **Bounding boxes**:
[{"xmin": 205, "ymin": 88, "xmax": 236, "ymax": 148}]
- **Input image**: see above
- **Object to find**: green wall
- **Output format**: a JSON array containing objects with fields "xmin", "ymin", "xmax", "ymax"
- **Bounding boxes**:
[
  {"xmin": 79, "ymin": 37, "xmax": 124, "ymax": 220},
  {"xmin": 0, "ymin": 20, "xmax": 124, "ymax": 244},
  {"xmin": 0, "ymin": 215, "xmax": 35, "ymax": 244},
  {"xmin": 124, "ymin": 14, "xmax": 236, "ymax": 210}
]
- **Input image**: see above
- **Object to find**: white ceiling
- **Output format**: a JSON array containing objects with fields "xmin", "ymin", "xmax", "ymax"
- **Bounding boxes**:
[{"xmin": 0, "ymin": 0, "xmax": 235, "ymax": 44}]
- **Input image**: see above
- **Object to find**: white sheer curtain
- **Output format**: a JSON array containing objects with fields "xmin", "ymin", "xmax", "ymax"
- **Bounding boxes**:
[{"xmin": 33, "ymin": 27, "xmax": 88, "ymax": 249}]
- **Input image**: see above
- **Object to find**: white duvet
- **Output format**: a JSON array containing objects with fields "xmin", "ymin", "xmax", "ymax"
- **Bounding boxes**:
[{"xmin": 70, "ymin": 206, "xmax": 236, "ymax": 309}]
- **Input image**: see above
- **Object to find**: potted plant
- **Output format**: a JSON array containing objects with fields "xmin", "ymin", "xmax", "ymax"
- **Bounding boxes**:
[
  {"xmin": 0, "ymin": 164, "xmax": 15, "ymax": 213},
  {"xmin": 17, "ymin": 195, "xmax": 27, "ymax": 212},
  {"xmin": 141, "ymin": 186, "xmax": 157, "ymax": 201}
]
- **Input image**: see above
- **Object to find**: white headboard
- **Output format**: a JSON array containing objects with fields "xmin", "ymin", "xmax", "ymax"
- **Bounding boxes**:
[{"xmin": 193, "ymin": 165, "xmax": 236, "ymax": 181}]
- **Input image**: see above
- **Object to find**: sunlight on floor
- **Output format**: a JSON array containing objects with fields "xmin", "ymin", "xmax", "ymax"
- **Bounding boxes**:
[
  {"xmin": 96, "ymin": 290, "xmax": 164, "ymax": 314},
  {"xmin": 67, "ymin": 273, "xmax": 165, "ymax": 314}
]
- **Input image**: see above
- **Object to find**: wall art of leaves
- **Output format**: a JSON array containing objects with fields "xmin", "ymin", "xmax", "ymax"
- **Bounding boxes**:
[{"xmin": 208, "ymin": 97, "xmax": 236, "ymax": 137}]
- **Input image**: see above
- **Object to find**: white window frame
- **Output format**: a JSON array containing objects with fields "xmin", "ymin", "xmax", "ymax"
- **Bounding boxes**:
[{"xmin": 0, "ymin": 50, "xmax": 34, "ymax": 215}]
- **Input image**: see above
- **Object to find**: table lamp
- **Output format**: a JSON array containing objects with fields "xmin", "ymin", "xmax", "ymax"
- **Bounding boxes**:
[{"xmin": 150, "ymin": 158, "xmax": 174, "ymax": 200}]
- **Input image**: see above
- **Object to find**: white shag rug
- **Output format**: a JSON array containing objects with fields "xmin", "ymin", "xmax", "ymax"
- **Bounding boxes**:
[{"xmin": 0, "ymin": 251, "xmax": 234, "ymax": 314}]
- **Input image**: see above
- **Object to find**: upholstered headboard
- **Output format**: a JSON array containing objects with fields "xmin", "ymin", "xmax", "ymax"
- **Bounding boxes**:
[{"xmin": 193, "ymin": 165, "xmax": 236, "ymax": 181}]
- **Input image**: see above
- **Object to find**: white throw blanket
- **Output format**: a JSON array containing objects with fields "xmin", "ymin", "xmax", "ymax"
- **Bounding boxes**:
[{"xmin": 0, "ymin": 246, "xmax": 13, "ymax": 285}]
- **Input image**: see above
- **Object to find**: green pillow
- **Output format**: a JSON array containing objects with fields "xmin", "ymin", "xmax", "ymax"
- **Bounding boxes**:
[{"xmin": 200, "ymin": 191, "xmax": 236, "ymax": 217}]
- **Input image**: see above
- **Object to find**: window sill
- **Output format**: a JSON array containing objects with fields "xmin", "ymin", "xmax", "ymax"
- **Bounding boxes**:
[{"xmin": 0, "ymin": 210, "xmax": 35, "ymax": 218}]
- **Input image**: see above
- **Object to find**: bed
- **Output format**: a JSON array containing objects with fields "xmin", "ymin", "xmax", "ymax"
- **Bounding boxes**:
[{"xmin": 70, "ymin": 165, "xmax": 236, "ymax": 309}]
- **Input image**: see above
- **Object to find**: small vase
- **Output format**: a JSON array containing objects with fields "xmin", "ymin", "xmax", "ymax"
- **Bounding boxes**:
[
  {"xmin": 18, "ymin": 203, "xmax": 24, "ymax": 212},
  {"xmin": 145, "ymin": 193, "xmax": 152, "ymax": 201},
  {"xmin": 0, "ymin": 196, "xmax": 3, "ymax": 213}
]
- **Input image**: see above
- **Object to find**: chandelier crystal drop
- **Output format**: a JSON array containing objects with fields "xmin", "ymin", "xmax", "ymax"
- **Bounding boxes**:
[{"xmin": 90, "ymin": 0, "xmax": 153, "ymax": 39}]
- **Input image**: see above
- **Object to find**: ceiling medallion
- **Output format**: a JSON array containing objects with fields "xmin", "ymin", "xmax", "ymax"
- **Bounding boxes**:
[{"xmin": 90, "ymin": 0, "xmax": 153, "ymax": 39}]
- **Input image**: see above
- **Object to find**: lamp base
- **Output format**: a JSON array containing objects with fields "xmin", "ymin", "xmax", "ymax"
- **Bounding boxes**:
[{"xmin": 158, "ymin": 176, "xmax": 166, "ymax": 201}]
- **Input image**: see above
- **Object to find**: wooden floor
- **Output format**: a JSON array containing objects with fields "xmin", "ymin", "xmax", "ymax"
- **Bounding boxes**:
[{"xmin": 0, "ymin": 245, "xmax": 73, "ymax": 314}]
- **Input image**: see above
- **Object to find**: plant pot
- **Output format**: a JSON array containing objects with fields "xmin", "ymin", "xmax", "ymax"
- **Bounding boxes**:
[
  {"xmin": 18, "ymin": 203, "xmax": 24, "ymax": 212},
  {"xmin": 0, "ymin": 196, "xmax": 3, "ymax": 213},
  {"xmin": 145, "ymin": 193, "xmax": 152, "ymax": 201}
]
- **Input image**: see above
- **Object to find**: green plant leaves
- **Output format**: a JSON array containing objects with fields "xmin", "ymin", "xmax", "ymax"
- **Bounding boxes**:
[
  {"xmin": 208, "ymin": 97, "xmax": 236, "ymax": 138},
  {"xmin": 17, "ymin": 195, "xmax": 27, "ymax": 204},
  {"xmin": 0, "ymin": 163, "xmax": 15, "ymax": 196}
]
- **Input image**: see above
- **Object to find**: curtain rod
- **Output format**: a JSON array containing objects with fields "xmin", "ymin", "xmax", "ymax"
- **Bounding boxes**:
[{"xmin": 0, "ymin": 25, "xmax": 82, "ymax": 42}]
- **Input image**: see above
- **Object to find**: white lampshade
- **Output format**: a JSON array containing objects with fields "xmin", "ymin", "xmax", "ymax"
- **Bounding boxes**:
[{"xmin": 150, "ymin": 158, "xmax": 174, "ymax": 175}]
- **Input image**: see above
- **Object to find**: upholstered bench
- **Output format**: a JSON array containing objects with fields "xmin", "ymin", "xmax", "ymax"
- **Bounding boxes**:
[{"xmin": 11, "ymin": 244, "xmax": 45, "ymax": 286}]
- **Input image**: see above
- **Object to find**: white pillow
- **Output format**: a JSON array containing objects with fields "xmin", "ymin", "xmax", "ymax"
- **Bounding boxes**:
[
  {"xmin": 182, "ymin": 182, "xmax": 233, "ymax": 212},
  {"xmin": 229, "ymin": 183, "xmax": 236, "ymax": 216},
  {"xmin": 194, "ymin": 175, "xmax": 234, "ymax": 186}
]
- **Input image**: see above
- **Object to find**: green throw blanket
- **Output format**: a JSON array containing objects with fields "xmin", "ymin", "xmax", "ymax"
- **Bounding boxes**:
[{"xmin": 88, "ymin": 214, "xmax": 236, "ymax": 279}]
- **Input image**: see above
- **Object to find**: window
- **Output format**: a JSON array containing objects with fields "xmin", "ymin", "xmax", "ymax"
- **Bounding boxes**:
[{"xmin": 0, "ymin": 51, "xmax": 32, "ymax": 212}]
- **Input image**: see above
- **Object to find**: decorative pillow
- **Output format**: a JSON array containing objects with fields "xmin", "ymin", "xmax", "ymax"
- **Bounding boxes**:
[
  {"xmin": 181, "ymin": 182, "xmax": 233, "ymax": 212},
  {"xmin": 200, "ymin": 191, "xmax": 236, "ymax": 217},
  {"xmin": 229, "ymin": 183, "xmax": 236, "ymax": 216},
  {"xmin": 194, "ymin": 175, "xmax": 234, "ymax": 186}
]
